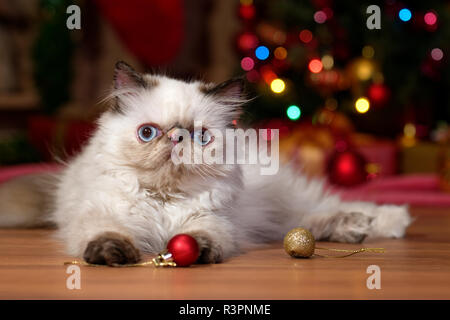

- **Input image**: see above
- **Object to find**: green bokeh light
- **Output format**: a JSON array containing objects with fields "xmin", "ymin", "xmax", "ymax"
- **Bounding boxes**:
[{"xmin": 287, "ymin": 105, "xmax": 301, "ymax": 120}]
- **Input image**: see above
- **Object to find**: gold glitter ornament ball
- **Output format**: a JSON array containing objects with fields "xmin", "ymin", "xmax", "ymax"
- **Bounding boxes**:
[{"xmin": 284, "ymin": 227, "xmax": 316, "ymax": 258}]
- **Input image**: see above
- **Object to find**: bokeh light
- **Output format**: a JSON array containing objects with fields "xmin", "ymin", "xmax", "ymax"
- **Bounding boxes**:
[
  {"xmin": 260, "ymin": 66, "xmax": 277, "ymax": 84},
  {"xmin": 355, "ymin": 97, "xmax": 370, "ymax": 113},
  {"xmin": 399, "ymin": 8, "xmax": 412, "ymax": 22},
  {"xmin": 431, "ymin": 48, "xmax": 443, "ymax": 61},
  {"xmin": 270, "ymin": 78, "xmax": 286, "ymax": 93},
  {"xmin": 240, "ymin": 57, "xmax": 254, "ymax": 71},
  {"xmin": 299, "ymin": 29, "xmax": 313, "ymax": 43},
  {"xmin": 362, "ymin": 45, "xmax": 374, "ymax": 59},
  {"xmin": 287, "ymin": 105, "xmax": 301, "ymax": 120},
  {"xmin": 255, "ymin": 45, "xmax": 270, "ymax": 60},
  {"xmin": 314, "ymin": 11, "xmax": 327, "ymax": 24},
  {"xmin": 246, "ymin": 70, "xmax": 259, "ymax": 83},
  {"xmin": 424, "ymin": 12, "xmax": 437, "ymax": 26},
  {"xmin": 238, "ymin": 32, "xmax": 258, "ymax": 51},
  {"xmin": 323, "ymin": 7, "xmax": 334, "ymax": 19},
  {"xmin": 356, "ymin": 60, "xmax": 374, "ymax": 80},
  {"xmin": 308, "ymin": 59, "xmax": 323, "ymax": 73},
  {"xmin": 321, "ymin": 55, "xmax": 334, "ymax": 70},
  {"xmin": 239, "ymin": 4, "xmax": 255, "ymax": 20},
  {"xmin": 274, "ymin": 47, "xmax": 287, "ymax": 60},
  {"xmin": 404, "ymin": 123, "xmax": 416, "ymax": 138},
  {"xmin": 368, "ymin": 83, "xmax": 389, "ymax": 104}
]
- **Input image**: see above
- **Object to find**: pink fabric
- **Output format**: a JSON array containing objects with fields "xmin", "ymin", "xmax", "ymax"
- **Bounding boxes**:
[
  {"xmin": 331, "ymin": 174, "xmax": 450, "ymax": 207},
  {"xmin": 0, "ymin": 163, "xmax": 62, "ymax": 184},
  {"xmin": 1, "ymin": 164, "xmax": 449, "ymax": 207}
]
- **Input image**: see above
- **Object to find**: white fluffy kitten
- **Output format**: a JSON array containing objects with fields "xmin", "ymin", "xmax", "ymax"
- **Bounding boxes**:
[{"xmin": 0, "ymin": 62, "xmax": 411, "ymax": 265}]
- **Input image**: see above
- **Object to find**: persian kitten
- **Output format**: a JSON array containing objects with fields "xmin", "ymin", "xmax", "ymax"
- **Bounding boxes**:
[{"xmin": 0, "ymin": 62, "xmax": 411, "ymax": 265}]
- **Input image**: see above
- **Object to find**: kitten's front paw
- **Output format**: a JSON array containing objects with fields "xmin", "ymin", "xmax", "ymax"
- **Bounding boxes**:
[
  {"xmin": 328, "ymin": 212, "xmax": 373, "ymax": 243},
  {"xmin": 187, "ymin": 231, "xmax": 224, "ymax": 264},
  {"xmin": 83, "ymin": 232, "xmax": 141, "ymax": 266}
]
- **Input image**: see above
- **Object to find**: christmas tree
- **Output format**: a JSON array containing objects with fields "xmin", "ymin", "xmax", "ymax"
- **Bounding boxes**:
[{"xmin": 236, "ymin": 0, "xmax": 449, "ymax": 138}]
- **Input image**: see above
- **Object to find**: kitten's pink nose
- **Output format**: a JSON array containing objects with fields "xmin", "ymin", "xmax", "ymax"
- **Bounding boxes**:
[{"xmin": 167, "ymin": 128, "xmax": 184, "ymax": 145}]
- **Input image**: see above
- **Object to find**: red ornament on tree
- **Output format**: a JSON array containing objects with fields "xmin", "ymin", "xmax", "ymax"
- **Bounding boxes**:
[
  {"xmin": 239, "ymin": 4, "xmax": 255, "ymax": 20},
  {"xmin": 327, "ymin": 150, "xmax": 368, "ymax": 187},
  {"xmin": 367, "ymin": 83, "xmax": 390, "ymax": 107},
  {"xmin": 165, "ymin": 234, "xmax": 200, "ymax": 267},
  {"xmin": 237, "ymin": 32, "xmax": 259, "ymax": 52}
]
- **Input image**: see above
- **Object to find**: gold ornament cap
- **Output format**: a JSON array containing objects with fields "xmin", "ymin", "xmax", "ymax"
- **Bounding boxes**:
[{"xmin": 284, "ymin": 227, "xmax": 315, "ymax": 258}]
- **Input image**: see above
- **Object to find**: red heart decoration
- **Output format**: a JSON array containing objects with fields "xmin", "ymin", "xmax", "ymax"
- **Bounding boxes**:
[{"xmin": 95, "ymin": 0, "xmax": 184, "ymax": 66}]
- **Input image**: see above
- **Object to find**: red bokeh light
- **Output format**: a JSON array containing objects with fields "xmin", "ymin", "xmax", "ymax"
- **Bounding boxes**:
[
  {"xmin": 239, "ymin": 5, "xmax": 255, "ymax": 20},
  {"xmin": 308, "ymin": 59, "xmax": 323, "ymax": 73},
  {"xmin": 299, "ymin": 30, "xmax": 313, "ymax": 43},
  {"xmin": 424, "ymin": 12, "xmax": 437, "ymax": 26},
  {"xmin": 237, "ymin": 32, "xmax": 258, "ymax": 51}
]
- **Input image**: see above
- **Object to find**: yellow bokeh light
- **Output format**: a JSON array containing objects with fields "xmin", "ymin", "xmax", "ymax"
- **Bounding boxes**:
[
  {"xmin": 321, "ymin": 54, "xmax": 334, "ymax": 70},
  {"xmin": 404, "ymin": 123, "xmax": 416, "ymax": 138},
  {"xmin": 356, "ymin": 60, "xmax": 374, "ymax": 80},
  {"xmin": 355, "ymin": 97, "xmax": 370, "ymax": 113},
  {"xmin": 362, "ymin": 45, "xmax": 375, "ymax": 59},
  {"xmin": 270, "ymin": 78, "xmax": 286, "ymax": 93}
]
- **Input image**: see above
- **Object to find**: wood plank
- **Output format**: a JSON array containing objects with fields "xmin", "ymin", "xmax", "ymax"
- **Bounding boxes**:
[{"xmin": 0, "ymin": 207, "xmax": 449, "ymax": 299}]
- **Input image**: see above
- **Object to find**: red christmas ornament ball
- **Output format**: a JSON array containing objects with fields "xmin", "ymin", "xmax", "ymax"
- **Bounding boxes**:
[
  {"xmin": 367, "ymin": 84, "xmax": 390, "ymax": 106},
  {"xmin": 327, "ymin": 150, "xmax": 367, "ymax": 187},
  {"xmin": 166, "ymin": 234, "xmax": 200, "ymax": 267},
  {"xmin": 237, "ymin": 32, "xmax": 258, "ymax": 52},
  {"xmin": 239, "ymin": 4, "xmax": 255, "ymax": 20}
]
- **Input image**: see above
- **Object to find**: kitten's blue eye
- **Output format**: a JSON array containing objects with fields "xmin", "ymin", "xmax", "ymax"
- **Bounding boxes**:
[
  {"xmin": 137, "ymin": 125, "xmax": 159, "ymax": 142},
  {"xmin": 192, "ymin": 129, "xmax": 213, "ymax": 146}
]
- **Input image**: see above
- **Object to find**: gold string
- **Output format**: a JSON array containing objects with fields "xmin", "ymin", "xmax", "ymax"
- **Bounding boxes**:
[
  {"xmin": 63, "ymin": 258, "xmax": 176, "ymax": 268},
  {"xmin": 313, "ymin": 247, "xmax": 385, "ymax": 258}
]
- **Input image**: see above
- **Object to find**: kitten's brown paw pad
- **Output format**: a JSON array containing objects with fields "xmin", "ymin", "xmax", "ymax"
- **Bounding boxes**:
[
  {"xmin": 329, "ymin": 212, "xmax": 373, "ymax": 244},
  {"xmin": 187, "ymin": 232, "xmax": 223, "ymax": 264},
  {"xmin": 83, "ymin": 232, "xmax": 141, "ymax": 266}
]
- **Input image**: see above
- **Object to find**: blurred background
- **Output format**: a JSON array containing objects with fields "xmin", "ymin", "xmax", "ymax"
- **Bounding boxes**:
[{"xmin": 0, "ymin": 0, "xmax": 450, "ymax": 204}]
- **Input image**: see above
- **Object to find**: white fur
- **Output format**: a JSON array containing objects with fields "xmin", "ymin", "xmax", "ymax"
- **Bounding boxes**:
[{"xmin": 0, "ymin": 73, "xmax": 412, "ymax": 261}]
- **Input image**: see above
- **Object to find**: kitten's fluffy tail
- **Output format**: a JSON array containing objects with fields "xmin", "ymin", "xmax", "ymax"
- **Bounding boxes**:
[{"xmin": 0, "ymin": 173, "xmax": 57, "ymax": 228}]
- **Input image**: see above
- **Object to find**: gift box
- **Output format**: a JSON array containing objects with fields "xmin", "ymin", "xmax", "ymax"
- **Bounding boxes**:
[
  {"xmin": 400, "ymin": 142, "xmax": 441, "ymax": 174},
  {"xmin": 351, "ymin": 133, "xmax": 398, "ymax": 176}
]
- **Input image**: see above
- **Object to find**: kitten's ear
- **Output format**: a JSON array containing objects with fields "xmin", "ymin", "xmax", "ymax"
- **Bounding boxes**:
[
  {"xmin": 201, "ymin": 77, "xmax": 245, "ymax": 101},
  {"xmin": 201, "ymin": 77, "xmax": 247, "ymax": 124},
  {"xmin": 113, "ymin": 61, "xmax": 146, "ymax": 89}
]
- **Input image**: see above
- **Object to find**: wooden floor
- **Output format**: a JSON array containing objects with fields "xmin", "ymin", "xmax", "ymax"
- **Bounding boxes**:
[{"xmin": 1, "ymin": 207, "xmax": 449, "ymax": 299}]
